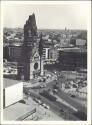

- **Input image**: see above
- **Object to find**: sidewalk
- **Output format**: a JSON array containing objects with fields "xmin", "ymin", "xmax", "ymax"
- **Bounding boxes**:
[{"xmin": 24, "ymin": 96, "xmax": 64, "ymax": 121}]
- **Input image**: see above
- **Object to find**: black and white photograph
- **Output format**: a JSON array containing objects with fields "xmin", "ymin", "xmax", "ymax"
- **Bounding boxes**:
[{"xmin": 0, "ymin": 0, "xmax": 91, "ymax": 124}]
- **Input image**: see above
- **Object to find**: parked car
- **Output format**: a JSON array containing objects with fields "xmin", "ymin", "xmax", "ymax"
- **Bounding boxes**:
[
  {"xmin": 19, "ymin": 100, "xmax": 26, "ymax": 104},
  {"xmin": 40, "ymin": 84, "xmax": 46, "ymax": 88},
  {"xmin": 71, "ymin": 94, "xmax": 76, "ymax": 98},
  {"xmin": 45, "ymin": 105, "xmax": 50, "ymax": 109},
  {"xmin": 41, "ymin": 103, "xmax": 50, "ymax": 109},
  {"xmin": 39, "ymin": 78, "xmax": 46, "ymax": 82}
]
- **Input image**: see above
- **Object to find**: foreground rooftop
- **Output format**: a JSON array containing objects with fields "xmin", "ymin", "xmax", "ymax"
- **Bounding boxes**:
[
  {"xmin": 3, "ymin": 78, "xmax": 21, "ymax": 89},
  {"xmin": 4, "ymin": 102, "xmax": 35, "ymax": 121}
]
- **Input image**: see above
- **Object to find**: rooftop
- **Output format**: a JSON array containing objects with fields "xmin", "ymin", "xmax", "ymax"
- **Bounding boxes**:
[
  {"xmin": 3, "ymin": 78, "xmax": 21, "ymax": 89},
  {"xmin": 57, "ymin": 47, "xmax": 87, "ymax": 53},
  {"xmin": 4, "ymin": 102, "xmax": 35, "ymax": 121}
]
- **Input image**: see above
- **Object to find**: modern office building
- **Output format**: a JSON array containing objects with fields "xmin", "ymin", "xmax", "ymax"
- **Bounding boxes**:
[
  {"xmin": 48, "ymin": 47, "xmax": 58, "ymax": 61},
  {"xmin": 76, "ymin": 39, "xmax": 86, "ymax": 46},
  {"xmin": 3, "ymin": 44, "xmax": 22, "ymax": 62},
  {"xmin": 42, "ymin": 47, "xmax": 50, "ymax": 60}
]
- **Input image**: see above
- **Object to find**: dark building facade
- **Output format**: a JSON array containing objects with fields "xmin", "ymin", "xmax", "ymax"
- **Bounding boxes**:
[
  {"xmin": 58, "ymin": 50, "xmax": 87, "ymax": 70},
  {"xmin": 18, "ymin": 14, "xmax": 44, "ymax": 80},
  {"xmin": 3, "ymin": 45, "xmax": 22, "ymax": 62}
]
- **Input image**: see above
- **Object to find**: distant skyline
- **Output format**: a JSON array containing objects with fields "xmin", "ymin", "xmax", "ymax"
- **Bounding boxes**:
[{"xmin": 2, "ymin": 1, "xmax": 90, "ymax": 30}]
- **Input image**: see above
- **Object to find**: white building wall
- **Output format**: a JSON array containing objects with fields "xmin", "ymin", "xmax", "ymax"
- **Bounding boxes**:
[
  {"xmin": 4, "ymin": 82, "xmax": 23, "ymax": 107},
  {"xmin": 76, "ymin": 39, "xmax": 86, "ymax": 46},
  {"xmin": 45, "ymin": 48, "xmax": 49, "ymax": 59},
  {"xmin": 41, "ymin": 60, "xmax": 44, "ymax": 76}
]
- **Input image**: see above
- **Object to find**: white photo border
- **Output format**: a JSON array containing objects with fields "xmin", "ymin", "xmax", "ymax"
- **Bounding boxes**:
[{"xmin": 0, "ymin": 1, "xmax": 91, "ymax": 125}]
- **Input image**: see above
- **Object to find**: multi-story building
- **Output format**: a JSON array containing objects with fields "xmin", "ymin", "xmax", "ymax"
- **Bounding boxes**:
[
  {"xmin": 48, "ymin": 47, "xmax": 58, "ymax": 61},
  {"xmin": 42, "ymin": 47, "xmax": 50, "ymax": 60},
  {"xmin": 42, "ymin": 46, "xmax": 59, "ymax": 65},
  {"xmin": 76, "ymin": 39, "xmax": 86, "ymax": 46},
  {"xmin": 3, "ymin": 44, "xmax": 22, "ymax": 62},
  {"xmin": 58, "ymin": 48, "xmax": 87, "ymax": 70},
  {"xmin": 3, "ymin": 78, "xmax": 23, "ymax": 108}
]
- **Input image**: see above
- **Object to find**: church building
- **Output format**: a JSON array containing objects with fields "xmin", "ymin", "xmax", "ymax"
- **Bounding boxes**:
[{"xmin": 18, "ymin": 14, "xmax": 44, "ymax": 80}]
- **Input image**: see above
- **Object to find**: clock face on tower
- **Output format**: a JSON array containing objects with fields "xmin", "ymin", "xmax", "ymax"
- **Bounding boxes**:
[{"xmin": 34, "ymin": 62, "xmax": 38, "ymax": 70}]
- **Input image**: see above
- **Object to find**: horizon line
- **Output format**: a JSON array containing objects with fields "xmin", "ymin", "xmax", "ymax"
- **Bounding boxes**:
[{"xmin": 3, "ymin": 27, "xmax": 87, "ymax": 31}]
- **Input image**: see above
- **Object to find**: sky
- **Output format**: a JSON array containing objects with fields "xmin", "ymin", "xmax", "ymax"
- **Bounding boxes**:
[{"xmin": 2, "ymin": 1, "xmax": 90, "ymax": 29}]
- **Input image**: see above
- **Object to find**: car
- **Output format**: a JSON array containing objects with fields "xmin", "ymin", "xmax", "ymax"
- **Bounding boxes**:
[
  {"xmin": 71, "ymin": 94, "xmax": 76, "ymax": 98},
  {"xmin": 39, "ymin": 79, "xmax": 42, "ymax": 82},
  {"xmin": 40, "ymin": 84, "xmax": 46, "ymax": 88},
  {"xmin": 19, "ymin": 100, "xmax": 26, "ymax": 104},
  {"xmin": 43, "ymin": 78, "xmax": 46, "ymax": 82},
  {"xmin": 33, "ymin": 98, "xmax": 38, "ymax": 103},
  {"xmin": 60, "ymin": 108, "xmax": 64, "ymax": 112},
  {"xmin": 7, "ymin": 70, "xmax": 11, "ymax": 73},
  {"xmin": 42, "ymin": 103, "xmax": 50, "ymax": 109},
  {"xmin": 53, "ymin": 89, "xmax": 57, "ymax": 93},
  {"xmin": 33, "ymin": 98, "xmax": 42, "ymax": 104},
  {"xmin": 37, "ymin": 100, "xmax": 42, "ymax": 104},
  {"xmin": 45, "ymin": 105, "xmax": 50, "ymax": 109},
  {"xmin": 3, "ymin": 59, "xmax": 7, "ymax": 63},
  {"xmin": 42, "ymin": 103, "xmax": 46, "ymax": 106},
  {"xmin": 39, "ymin": 78, "xmax": 44, "ymax": 82}
]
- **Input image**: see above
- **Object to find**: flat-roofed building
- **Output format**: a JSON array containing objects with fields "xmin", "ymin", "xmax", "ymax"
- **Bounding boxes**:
[
  {"xmin": 76, "ymin": 39, "xmax": 86, "ymax": 46},
  {"xmin": 42, "ymin": 47, "xmax": 50, "ymax": 60},
  {"xmin": 48, "ymin": 47, "xmax": 58, "ymax": 61},
  {"xmin": 3, "ymin": 78, "xmax": 23, "ymax": 108},
  {"xmin": 9, "ymin": 45, "xmax": 22, "ymax": 61},
  {"xmin": 3, "ymin": 102, "xmax": 36, "ymax": 121}
]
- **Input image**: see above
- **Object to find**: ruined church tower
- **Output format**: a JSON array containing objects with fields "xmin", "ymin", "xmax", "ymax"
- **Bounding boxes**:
[{"xmin": 18, "ymin": 14, "xmax": 44, "ymax": 81}]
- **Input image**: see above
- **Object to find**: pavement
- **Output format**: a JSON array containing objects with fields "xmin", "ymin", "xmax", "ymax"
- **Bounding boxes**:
[
  {"xmin": 23, "ymin": 72, "xmax": 87, "ymax": 120},
  {"xmin": 56, "ymin": 88, "xmax": 87, "ymax": 114},
  {"xmin": 54, "ymin": 94, "xmax": 78, "ymax": 112},
  {"xmin": 3, "ymin": 102, "xmax": 35, "ymax": 121},
  {"xmin": 23, "ymin": 74, "xmax": 57, "ymax": 88},
  {"xmin": 24, "ymin": 95, "xmax": 64, "ymax": 121},
  {"xmin": 24, "ymin": 88, "xmax": 79, "ymax": 120},
  {"xmin": 40, "ymin": 78, "xmax": 87, "ymax": 114}
]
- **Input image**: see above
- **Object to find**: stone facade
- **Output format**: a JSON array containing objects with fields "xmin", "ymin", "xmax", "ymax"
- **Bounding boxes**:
[{"xmin": 18, "ymin": 14, "xmax": 44, "ymax": 80}]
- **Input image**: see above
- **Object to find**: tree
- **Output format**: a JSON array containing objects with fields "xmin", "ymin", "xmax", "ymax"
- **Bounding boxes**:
[{"xmin": 38, "ymin": 33, "xmax": 43, "ymax": 75}]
